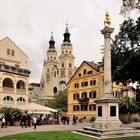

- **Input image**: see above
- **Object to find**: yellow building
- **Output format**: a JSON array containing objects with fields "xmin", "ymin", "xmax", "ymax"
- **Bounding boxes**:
[
  {"xmin": 67, "ymin": 61, "xmax": 103, "ymax": 120},
  {"xmin": 67, "ymin": 61, "xmax": 124, "ymax": 121},
  {"xmin": 0, "ymin": 37, "xmax": 30, "ymax": 108}
]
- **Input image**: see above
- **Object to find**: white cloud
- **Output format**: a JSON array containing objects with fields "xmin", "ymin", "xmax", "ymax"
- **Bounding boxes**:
[{"xmin": 0, "ymin": 0, "xmax": 124, "ymax": 83}]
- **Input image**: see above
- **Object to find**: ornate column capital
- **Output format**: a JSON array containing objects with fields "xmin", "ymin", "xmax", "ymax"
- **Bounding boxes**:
[{"xmin": 101, "ymin": 26, "xmax": 114, "ymax": 38}]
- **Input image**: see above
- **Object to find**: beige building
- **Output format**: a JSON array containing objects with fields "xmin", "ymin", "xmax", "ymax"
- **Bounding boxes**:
[
  {"xmin": 28, "ymin": 83, "xmax": 44, "ymax": 103},
  {"xmin": 41, "ymin": 25, "xmax": 75, "ymax": 99},
  {"xmin": 0, "ymin": 37, "xmax": 30, "ymax": 108}
]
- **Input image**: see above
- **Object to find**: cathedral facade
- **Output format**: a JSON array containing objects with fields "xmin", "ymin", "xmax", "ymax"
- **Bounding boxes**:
[{"xmin": 41, "ymin": 25, "xmax": 75, "ymax": 99}]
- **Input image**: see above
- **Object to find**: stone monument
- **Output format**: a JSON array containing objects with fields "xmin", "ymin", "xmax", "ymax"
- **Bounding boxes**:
[
  {"xmin": 77, "ymin": 11, "xmax": 140, "ymax": 138},
  {"xmin": 92, "ymin": 10, "xmax": 122, "ymax": 130}
]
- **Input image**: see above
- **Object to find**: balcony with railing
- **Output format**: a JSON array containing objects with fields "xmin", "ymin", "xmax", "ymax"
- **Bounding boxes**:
[
  {"xmin": 78, "ymin": 97, "xmax": 89, "ymax": 104},
  {"xmin": 17, "ymin": 89, "xmax": 26, "ymax": 94},
  {"xmin": 2, "ymin": 87, "xmax": 26, "ymax": 95},
  {"xmin": 3, "ymin": 87, "xmax": 14, "ymax": 93},
  {"xmin": 0, "ymin": 63, "xmax": 30, "ymax": 77}
]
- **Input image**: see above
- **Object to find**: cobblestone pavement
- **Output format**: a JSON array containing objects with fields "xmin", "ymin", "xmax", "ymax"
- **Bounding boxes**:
[
  {"xmin": 0, "ymin": 122, "xmax": 91, "ymax": 137},
  {"xmin": 0, "ymin": 122, "xmax": 140, "ymax": 138}
]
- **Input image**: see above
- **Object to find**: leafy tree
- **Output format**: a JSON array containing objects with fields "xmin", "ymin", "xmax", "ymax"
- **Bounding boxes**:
[
  {"xmin": 111, "ymin": 17, "xmax": 140, "ymax": 84},
  {"xmin": 0, "ymin": 107, "xmax": 22, "ymax": 125},
  {"xmin": 44, "ymin": 90, "xmax": 68, "ymax": 112},
  {"xmin": 120, "ymin": 0, "xmax": 140, "ymax": 16},
  {"xmin": 119, "ymin": 97, "xmax": 139, "ymax": 121}
]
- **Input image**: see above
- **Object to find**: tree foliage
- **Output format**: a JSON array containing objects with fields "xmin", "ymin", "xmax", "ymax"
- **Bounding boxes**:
[
  {"xmin": 44, "ymin": 90, "xmax": 68, "ymax": 112},
  {"xmin": 111, "ymin": 17, "xmax": 140, "ymax": 84},
  {"xmin": 0, "ymin": 107, "xmax": 22, "ymax": 125},
  {"xmin": 119, "ymin": 97, "xmax": 139, "ymax": 114},
  {"xmin": 120, "ymin": 0, "xmax": 140, "ymax": 16}
]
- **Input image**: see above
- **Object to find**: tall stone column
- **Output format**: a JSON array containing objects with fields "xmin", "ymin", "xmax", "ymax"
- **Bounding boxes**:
[
  {"xmin": 92, "ymin": 12, "xmax": 122, "ymax": 130},
  {"xmin": 101, "ymin": 26, "xmax": 114, "ymax": 97}
]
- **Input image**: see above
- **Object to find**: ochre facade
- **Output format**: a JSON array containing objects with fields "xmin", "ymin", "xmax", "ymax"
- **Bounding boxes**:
[{"xmin": 67, "ymin": 61, "xmax": 123, "ymax": 121}]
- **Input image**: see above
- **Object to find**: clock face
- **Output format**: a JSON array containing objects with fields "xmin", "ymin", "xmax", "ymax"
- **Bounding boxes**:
[{"xmin": 61, "ymin": 70, "xmax": 65, "ymax": 78}]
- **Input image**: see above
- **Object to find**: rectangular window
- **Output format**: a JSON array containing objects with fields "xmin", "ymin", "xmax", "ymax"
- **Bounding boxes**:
[
  {"xmin": 81, "ymin": 104, "xmax": 88, "ymax": 111},
  {"xmin": 81, "ymin": 92, "xmax": 87, "ymax": 98},
  {"xmin": 88, "ymin": 71, "xmax": 93, "ymax": 75},
  {"xmin": 110, "ymin": 106, "xmax": 116, "ymax": 117},
  {"xmin": 90, "ymin": 80, "xmax": 96, "ymax": 86},
  {"xmin": 84, "ymin": 81, "xmax": 88, "ymax": 86},
  {"xmin": 89, "ymin": 104, "xmax": 96, "ymax": 111},
  {"xmin": 74, "ymin": 83, "xmax": 79, "ymax": 88},
  {"xmin": 98, "ymin": 106, "xmax": 102, "ymax": 117},
  {"xmin": 73, "ymin": 105, "xmax": 79, "ymax": 111},
  {"xmin": 73, "ymin": 93, "xmax": 79, "ymax": 100},
  {"xmin": 83, "ymin": 69, "xmax": 86, "ymax": 74},
  {"xmin": 89, "ymin": 91, "xmax": 96, "ymax": 98}
]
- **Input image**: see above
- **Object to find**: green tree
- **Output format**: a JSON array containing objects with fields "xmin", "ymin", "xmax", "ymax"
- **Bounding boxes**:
[
  {"xmin": 119, "ymin": 97, "xmax": 139, "ymax": 121},
  {"xmin": 44, "ymin": 90, "xmax": 68, "ymax": 112},
  {"xmin": 0, "ymin": 107, "xmax": 21, "ymax": 125},
  {"xmin": 111, "ymin": 17, "xmax": 140, "ymax": 84},
  {"xmin": 120, "ymin": 0, "xmax": 140, "ymax": 16}
]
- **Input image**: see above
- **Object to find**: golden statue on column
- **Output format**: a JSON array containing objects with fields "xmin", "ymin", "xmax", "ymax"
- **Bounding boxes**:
[{"xmin": 104, "ymin": 10, "xmax": 111, "ymax": 26}]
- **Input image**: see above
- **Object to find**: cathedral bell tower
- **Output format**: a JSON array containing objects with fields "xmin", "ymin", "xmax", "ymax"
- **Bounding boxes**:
[
  {"xmin": 43, "ymin": 32, "xmax": 59, "ymax": 98},
  {"xmin": 59, "ymin": 23, "xmax": 75, "ymax": 91},
  {"xmin": 47, "ymin": 32, "xmax": 57, "ymax": 61}
]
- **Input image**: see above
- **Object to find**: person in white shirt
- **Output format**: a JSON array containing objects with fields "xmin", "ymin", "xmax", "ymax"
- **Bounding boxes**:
[{"xmin": 32, "ymin": 116, "xmax": 37, "ymax": 129}]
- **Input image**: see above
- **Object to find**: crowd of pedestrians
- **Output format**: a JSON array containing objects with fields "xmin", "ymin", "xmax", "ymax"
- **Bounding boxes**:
[
  {"xmin": 60, "ymin": 115, "xmax": 83, "ymax": 125},
  {"xmin": 20, "ymin": 113, "xmax": 48, "ymax": 129},
  {"xmin": 1, "ymin": 113, "xmax": 85, "ymax": 129}
]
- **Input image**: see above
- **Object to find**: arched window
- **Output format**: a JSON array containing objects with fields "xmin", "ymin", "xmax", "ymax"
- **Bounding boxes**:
[
  {"xmin": 16, "ymin": 80, "xmax": 25, "ymax": 89},
  {"xmin": 54, "ymin": 71, "xmax": 56, "ymax": 77},
  {"xmin": 3, "ymin": 78, "xmax": 13, "ymax": 88},
  {"xmin": 11, "ymin": 50, "xmax": 15, "ymax": 56},
  {"xmin": 17, "ymin": 97, "xmax": 26, "ymax": 105},
  {"xmin": 3, "ymin": 96, "xmax": 14, "ymax": 105},
  {"xmin": 69, "ymin": 63, "xmax": 72, "ymax": 68},
  {"xmin": 53, "ymin": 87, "xmax": 57, "ymax": 94},
  {"xmin": 7, "ymin": 48, "xmax": 10, "ymax": 55}
]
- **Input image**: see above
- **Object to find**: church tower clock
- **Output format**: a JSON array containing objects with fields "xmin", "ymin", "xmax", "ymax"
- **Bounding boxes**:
[{"xmin": 59, "ymin": 24, "xmax": 75, "ymax": 90}]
